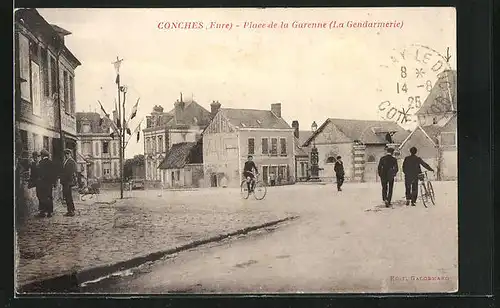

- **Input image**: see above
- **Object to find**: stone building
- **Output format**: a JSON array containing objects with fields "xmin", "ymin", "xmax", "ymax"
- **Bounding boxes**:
[
  {"xmin": 142, "ymin": 95, "xmax": 211, "ymax": 183},
  {"xmin": 14, "ymin": 8, "xmax": 81, "ymax": 165},
  {"xmin": 157, "ymin": 139, "xmax": 204, "ymax": 188},
  {"xmin": 203, "ymin": 102, "xmax": 296, "ymax": 188},
  {"xmin": 291, "ymin": 121, "xmax": 312, "ymax": 182},
  {"xmin": 302, "ymin": 118, "xmax": 409, "ymax": 182},
  {"xmin": 76, "ymin": 112, "xmax": 121, "ymax": 181}
]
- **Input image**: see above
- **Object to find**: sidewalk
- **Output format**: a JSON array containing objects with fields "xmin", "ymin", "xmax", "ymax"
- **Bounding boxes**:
[{"xmin": 15, "ymin": 190, "xmax": 292, "ymax": 292}]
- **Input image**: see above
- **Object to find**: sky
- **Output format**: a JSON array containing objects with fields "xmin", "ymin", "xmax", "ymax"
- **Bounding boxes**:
[{"xmin": 37, "ymin": 8, "xmax": 456, "ymax": 158}]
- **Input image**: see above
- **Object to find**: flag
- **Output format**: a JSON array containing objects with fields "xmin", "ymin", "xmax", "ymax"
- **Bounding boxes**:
[
  {"xmin": 99, "ymin": 118, "xmax": 104, "ymax": 126},
  {"xmin": 127, "ymin": 128, "xmax": 131, "ymax": 135},
  {"xmin": 110, "ymin": 132, "xmax": 115, "ymax": 139},
  {"xmin": 130, "ymin": 98, "xmax": 139, "ymax": 120},
  {"xmin": 115, "ymin": 74, "xmax": 120, "ymax": 85},
  {"xmin": 136, "ymin": 130, "xmax": 140, "ymax": 142},
  {"xmin": 98, "ymin": 100, "xmax": 120, "ymax": 135},
  {"xmin": 98, "ymin": 100, "xmax": 109, "ymax": 117}
]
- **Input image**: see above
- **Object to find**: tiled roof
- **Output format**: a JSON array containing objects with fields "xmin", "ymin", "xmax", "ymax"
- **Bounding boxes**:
[
  {"xmin": 145, "ymin": 101, "xmax": 211, "ymax": 130},
  {"xmin": 297, "ymin": 130, "xmax": 312, "ymax": 147},
  {"xmin": 329, "ymin": 118, "xmax": 405, "ymax": 144},
  {"xmin": 76, "ymin": 112, "xmax": 111, "ymax": 134},
  {"xmin": 220, "ymin": 108, "xmax": 291, "ymax": 129},
  {"xmin": 416, "ymin": 70, "xmax": 457, "ymax": 116},
  {"xmin": 294, "ymin": 137, "xmax": 309, "ymax": 157},
  {"xmin": 157, "ymin": 141, "xmax": 203, "ymax": 170}
]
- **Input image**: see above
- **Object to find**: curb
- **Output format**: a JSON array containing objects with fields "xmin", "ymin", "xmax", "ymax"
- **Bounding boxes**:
[{"xmin": 17, "ymin": 215, "xmax": 299, "ymax": 293}]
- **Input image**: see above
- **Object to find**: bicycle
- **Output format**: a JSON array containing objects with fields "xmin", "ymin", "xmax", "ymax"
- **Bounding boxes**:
[
  {"xmin": 240, "ymin": 171, "xmax": 267, "ymax": 200},
  {"xmin": 418, "ymin": 171, "xmax": 435, "ymax": 207}
]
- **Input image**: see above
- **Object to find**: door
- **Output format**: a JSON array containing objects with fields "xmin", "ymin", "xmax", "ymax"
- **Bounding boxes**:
[
  {"xmin": 262, "ymin": 166, "xmax": 269, "ymax": 184},
  {"xmin": 211, "ymin": 174, "xmax": 218, "ymax": 187}
]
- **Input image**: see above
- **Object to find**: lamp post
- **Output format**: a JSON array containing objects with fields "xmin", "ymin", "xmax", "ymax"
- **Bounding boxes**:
[{"xmin": 309, "ymin": 121, "xmax": 321, "ymax": 182}]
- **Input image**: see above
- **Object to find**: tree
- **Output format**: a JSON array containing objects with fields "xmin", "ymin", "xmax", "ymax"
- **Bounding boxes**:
[{"xmin": 124, "ymin": 154, "xmax": 145, "ymax": 179}]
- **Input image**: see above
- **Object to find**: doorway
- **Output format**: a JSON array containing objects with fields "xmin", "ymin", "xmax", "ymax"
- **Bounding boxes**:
[{"xmin": 210, "ymin": 174, "xmax": 218, "ymax": 187}]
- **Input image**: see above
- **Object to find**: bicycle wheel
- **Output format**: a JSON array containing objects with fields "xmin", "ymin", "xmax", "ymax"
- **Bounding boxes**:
[
  {"xmin": 240, "ymin": 180, "xmax": 250, "ymax": 199},
  {"xmin": 253, "ymin": 181, "xmax": 267, "ymax": 200},
  {"xmin": 420, "ymin": 182, "xmax": 428, "ymax": 208},
  {"xmin": 427, "ymin": 181, "xmax": 435, "ymax": 205}
]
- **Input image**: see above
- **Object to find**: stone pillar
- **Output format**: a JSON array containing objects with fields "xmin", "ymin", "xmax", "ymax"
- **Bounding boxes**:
[{"xmin": 352, "ymin": 144, "xmax": 366, "ymax": 182}]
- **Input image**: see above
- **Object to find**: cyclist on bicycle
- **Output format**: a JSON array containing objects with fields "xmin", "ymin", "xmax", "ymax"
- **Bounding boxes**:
[
  {"xmin": 243, "ymin": 155, "xmax": 259, "ymax": 193},
  {"xmin": 402, "ymin": 147, "xmax": 434, "ymax": 206}
]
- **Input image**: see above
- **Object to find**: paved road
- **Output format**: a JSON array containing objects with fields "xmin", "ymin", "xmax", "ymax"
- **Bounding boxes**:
[{"xmin": 81, "ymin": 181, "xmax": 458, "ymax": 294}]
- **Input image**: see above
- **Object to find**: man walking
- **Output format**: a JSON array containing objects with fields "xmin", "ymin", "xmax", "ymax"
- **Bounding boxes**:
[
  {"xmin": 61, "ymin": 149, "xmax": 77, "ymax": 217},
  {"xmin": 378, "ymin": 147, "xmax": 399, "ymax": 207},
  {"xmin": 29, "ymin": 151, "xmax": 42, "ymax": 214},
  {"xmin": 402, "ymin": 147, "xmax": 434, "ymax": 206},
  {"xmin": 334, "ymin": 156, "xmax": 345, "ymax": 191},
  {"xmin": 36, "ymin": 149, "xmax": 57, "ymax": 217}
]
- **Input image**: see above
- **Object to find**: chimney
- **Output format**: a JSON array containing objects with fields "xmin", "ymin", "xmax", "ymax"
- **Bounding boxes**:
[
  {"xmin": 292, "ymin": 120, "xmax": 299, "ymax": 138},
  {"xmin": 210, "ymin": 100, "xmax": 221, "ymax": 119},
  {"xmin": 174, "ymin": 100, "xmax": 184, "ymax": 124},
  {"xmin": 271, "ymin": 103, "xmax": 281, "ymax": 118}
]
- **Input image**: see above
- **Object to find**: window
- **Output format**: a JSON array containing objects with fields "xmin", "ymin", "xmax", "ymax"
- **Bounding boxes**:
[
  {"xmin": 82, "ymin": 142, "xmax": 92, "ymax": 155},
  {"xmin": 261, "ymin": 138, "xmax": 268, "ymax": 154},
  {"xmin": 113, "ymin": 142, "xmax": 117, "ymax": 156},
  {"xmin": 271, "ymin": 138, "xmax": 278, "ymax": 156},
  {"xmin": 40, "ymin": 47, "xmax": 49, "ymax": 96},
  {"xmin": 95, "ymin": 142, "xmax": 100, "ymax": 156},
  {"xmin": 280, "ymin": 138, "xmax": 287, "ymax": 156},
  {"xmin": 367, "ymin": 155, "xmax": 376, "ymax": 162},
  {"xmin": 441, "ymin": 132, "xmax": 456, "ymax": 146},
  {"xmin": 31, "ymin": 61, "xmax": 41, "ymax": 116},
  {"xmin": 102, "ymin": 141, "xmax": 109, "ymax": 154},
  {"xmin": 176, "ymin": 170, "xmax": 180, "ymax": 181},
  {"xmin": 63, "ymin": 71, "xmax": 69, "ymax": 112},
  {"xmin": 43, "ymin": 136, "xmax": 49, "ymax": 150},
  {"xmin": 82, "ymin": 123, "xmax": 91, "ymax": 133},
  {"xmin": 152, "ymin": 136, "xmax": 157, "ymax": 153},
  {"xmin": 326, "ymin": 156, "xmax": 336, "ymax": 163},
  {"xmin": 102, "ymin": 162, "xmax": 111, "ymax": 176},
  {"xmin": 248, "ymin": 138, "xmax": 255, "ymax": 155},
  {"xmin": 114, "ymin": 162, "xmax": 118, "ymax": 177},
  {"xmin": 96, "ymin": 162, "xmax": 101, "ymax": 178},
  {"xmin": 50, "ymin": 56, "xmax": 57, "ymax": 96},
  {"xmin": 158, "ymin": 135, "xmax": 163, "ymax": 153},
  {"xmin": 20, "ymin": 130, "xmax": 28, "ymax": 151},
  {"xmin": 262, "ymin": 166, "xmax": 269, "ymax": 184},
  {"xmin": 18, "ymin": 34, "xmax": 31, "ymax": 101},
  {"xmin": 146, "ymin": 138, "xmax": 151, "ymax": 153},
  {"xmin": 69, "ymin": 75, "xmax": 75, "ymax": 114}
]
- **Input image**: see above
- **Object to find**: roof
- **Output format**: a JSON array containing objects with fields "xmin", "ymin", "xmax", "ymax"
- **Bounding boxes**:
[
  {"xmin": 144, "ymin": 100, "xmax": 211, "ymax": 131},
  {"xmin": 399, "ymin": 116, "xmax": 457, "ymax": 149},
  {"xmin": 15, "ymin": 9, "xmax": 81, "ymax": 67},
  {"xmin": 416, "ymin": 70, "xmax": 457, "ymax": 116},
  {"xmin": 297, "ymin": 131, "xmax": 312, "ymax": 147},
  {"xmin": 157, "ymin": 141, "xmax": 203, "ymax": 169},
  {"xmin": 220, "ymin": 108, "xmax": 291, "ymax": 129},
  {"xmin": 304, "ymin": 118, "xmax": 407, "ymax": 146},
  {"xmin": 76, "ymin": 112, "xmax": 112, "ymax": 134},
  {"xmin": 294, "ymin": 137, "xmax": 309, "ymax": 157}
]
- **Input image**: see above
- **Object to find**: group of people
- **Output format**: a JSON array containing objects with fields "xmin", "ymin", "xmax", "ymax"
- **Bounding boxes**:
[
  {"xmin": 28, "ymin": 148, "xmax": 78, "ymax": 217},
  {"xmin": 378, "ymin": 146, "xmax": 434, "ymax": 207}
]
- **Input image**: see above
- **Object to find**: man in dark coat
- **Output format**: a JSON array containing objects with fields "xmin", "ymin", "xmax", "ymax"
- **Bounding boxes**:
[
  {"xmin": 402, "ymin": 147, "xmax": 434, "ymax": 206},
  {"xmin": 28, "ymin": 151, "xmax": 42, "ymax": 214},
  {"xmin": 61, "ymin": 148, "xmax": 77, "ymax": 216},
  {"xmin": 378, "ymin": 147, "xmax": 399, "ymax": 207},
  {"xmin": 36, "ymin": 149, "xmax": 57, "ymax": 217},
  {"xmin": 334, "ymin": 156, "xmax": 345, "ymax": 191}
]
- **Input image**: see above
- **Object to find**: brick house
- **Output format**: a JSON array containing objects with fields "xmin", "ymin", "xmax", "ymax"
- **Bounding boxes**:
[
  {"xmin": 398, "ymin": 70, "xmax": 457, "ymax": 181},
  {"xmin": 302, "ymin": 118, "xmax": 409, "ymax": 182},
  {"xmin": 142, "ymin": 95, "xmax": 211, "ymax": 183},
  {"xmin": 203, "ymin": 102, "xmax": 296, "ymax": 188},
  {"xmin": 76, "ymin": 112, "xmax": 121, "ymax": 181}
]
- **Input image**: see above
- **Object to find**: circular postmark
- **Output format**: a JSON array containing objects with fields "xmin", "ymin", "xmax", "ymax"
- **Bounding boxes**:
[{"xmin": 376, "ymin": 44, "xmax": 454, "ymax": 127}]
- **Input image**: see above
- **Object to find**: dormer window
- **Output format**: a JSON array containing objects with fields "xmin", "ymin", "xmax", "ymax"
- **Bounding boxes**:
[{"xmin": 82, "ymin": 122, "xmax": 91, "ymax": 133}]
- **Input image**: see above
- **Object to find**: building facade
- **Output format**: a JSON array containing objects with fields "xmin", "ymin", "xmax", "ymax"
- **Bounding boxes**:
[
  {"xmin": 399, "ymin": 70, "xmax": 457, "ymax": 181},
  {"xmin": 302, "ymin": 118, "xmax": 409, "ymax": 182},
  {"xmin": 76, "ymin": 112, "xmax": 120, "ymax": 180},
  {"xmin": 158, "ymin": 140, "xmax": 204, "ymax": 188},
  {"xmin": 203, "ymin": 103, "xmax": 296, "ymax": 188},
  {"xmin": 14, "ymin": 9, "xmax": 81, "ymax": 165},
  {"xmin": 142, "ymin": 97, "xmax": 212, "ymax": 183}
]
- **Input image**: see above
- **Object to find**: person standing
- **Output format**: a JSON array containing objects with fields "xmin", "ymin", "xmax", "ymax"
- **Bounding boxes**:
[
  {"xmin": 61, "ymin": 149, "xmax": 77, "ymax": 217},
  {"xmin": 377, "ymin": 147, "xmax": 399, "ymax": 207},
  {"xmin": 334, "ymin": 156, "xmax": 345, "ymax": 191},
  {"xmin": 402, "ymin": 147, "xmax": 434, "ymax": 206},
  {"xmin": 36, "ymin": 149, "xmax": 57, "ymax": 217},
  {"xmin": 28, "ymin": 151, "xmax": 42, "ymax": 214}
]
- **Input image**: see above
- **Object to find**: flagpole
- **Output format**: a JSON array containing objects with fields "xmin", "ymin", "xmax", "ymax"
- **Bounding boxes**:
[
  {"xmin": 122, "ymin": 89, "xmax": 127, "ymax": 185},
  {"xmin": 114, "ymin": 56, "xmax": 124, "ymax": 199}
]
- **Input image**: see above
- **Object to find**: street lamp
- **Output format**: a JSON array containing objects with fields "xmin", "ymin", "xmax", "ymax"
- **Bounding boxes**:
[{"xmin": 309, "ymin": 121, "xmax": 321, "ymax": 182}]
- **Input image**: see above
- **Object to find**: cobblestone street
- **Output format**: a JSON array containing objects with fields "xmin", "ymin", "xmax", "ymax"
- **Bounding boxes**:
[
  {"xmin": 15, "ymin": 186, "xmax": 296, "ymax": 290},
  {"xmin": 15, "ymin": 181, "xmax": 457, "ymax": 293}
]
